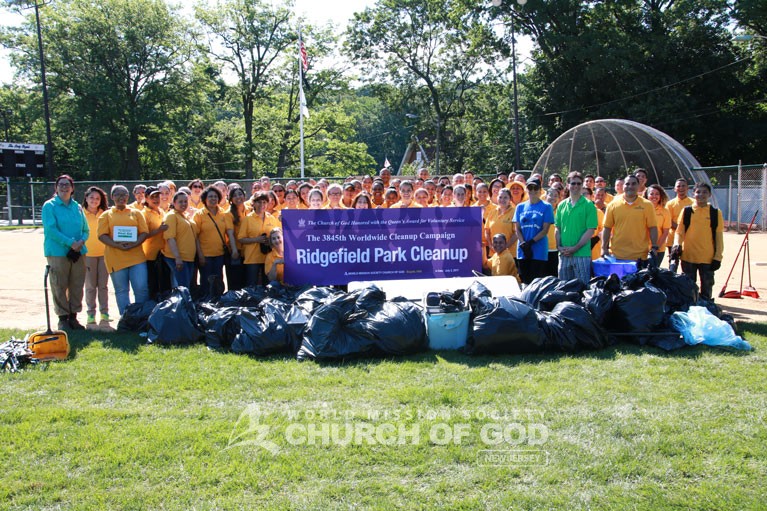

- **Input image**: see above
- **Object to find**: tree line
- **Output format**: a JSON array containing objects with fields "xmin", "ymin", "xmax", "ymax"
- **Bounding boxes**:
[{"xmin": 1, "ymin": 0, "xmax": 764, "ymax": 182}]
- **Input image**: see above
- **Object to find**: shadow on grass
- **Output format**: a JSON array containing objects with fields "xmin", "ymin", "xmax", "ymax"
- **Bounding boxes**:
[
  {"xmin": 738, "ymin": 321, "xmax": 767, "ymax": 339},
  {"xmin": 49, "ymin": 319, "xmax": 759, "ymax": 367},
  {"xmin": 66, "ymin": 329, "xmax": 145, "ymax": 357},
  {"xmin": 292, "ymin": 338, "xmax": 752, "ymax": 370}
]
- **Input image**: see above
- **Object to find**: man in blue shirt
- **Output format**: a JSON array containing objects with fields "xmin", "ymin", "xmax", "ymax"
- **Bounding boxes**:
[{"xmin": 513, "ymin": 178, "xmax": 555, "ymax": 285}]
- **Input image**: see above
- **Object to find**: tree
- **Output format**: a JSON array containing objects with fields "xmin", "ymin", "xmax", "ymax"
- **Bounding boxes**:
[
  {"xmin": 8, "ymin": 0, "xmax": 196, "ymax": 179},
  {"xmin": 516, "ymin": 0, "xmax": 764, "ymax": 168},
  {"xmin": 197, "ymin": 0, "xmax": 296, "ymax": 180},
  {"xmin": 0, "ymin": 84, "xmax": 46, "ymax": 146},
  {"xmin": 345, "ymin": 0, "xmax": 501, "ymax": 175}
]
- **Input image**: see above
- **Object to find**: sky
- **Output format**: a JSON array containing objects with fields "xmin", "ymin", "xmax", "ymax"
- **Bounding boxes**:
[
  {"xmin": 0, "ymin": 0, "xmax": 377, "ymax": 84},
  {"xmin": 0, "ymin": 0, "xmax": 532, "ymax": 84}
]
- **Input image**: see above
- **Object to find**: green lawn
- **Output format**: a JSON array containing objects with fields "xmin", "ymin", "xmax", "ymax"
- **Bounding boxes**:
[{"xmin": 1, "ymin": 324, "xmax": 765, "ymax": 510}]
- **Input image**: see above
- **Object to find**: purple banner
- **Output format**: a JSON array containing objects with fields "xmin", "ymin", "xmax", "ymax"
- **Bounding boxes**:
[{"xmin": 282, "ymin": 207, "xmax": 483, "ymax": 286}]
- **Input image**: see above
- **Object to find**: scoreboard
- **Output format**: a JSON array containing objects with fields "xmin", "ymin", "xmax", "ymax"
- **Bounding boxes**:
[{"xmin": 0, "ymin": 142, "xmax": 46, "ymax": 178}]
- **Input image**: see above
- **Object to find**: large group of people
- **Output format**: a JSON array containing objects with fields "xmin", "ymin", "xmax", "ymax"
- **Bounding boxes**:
[{"xmin": 41, "ymin": 167, "xmax": 723, "ymax": 331}]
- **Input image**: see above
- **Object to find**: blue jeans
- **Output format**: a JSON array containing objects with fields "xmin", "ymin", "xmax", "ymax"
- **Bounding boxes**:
[
  {"xmin": 199, "ymin": 255, "xmax": 225, "ymax": 297},
  {"xmin": 110, "ymin": 262, "xmax": 149, "ymax": 316},
  {"xmin": 245, "ymin": 263, "xmax": 265, "ymax": 287},
  {"xmin": 163, "ymin": 255, "xmax": 195, "ymax": 290}
]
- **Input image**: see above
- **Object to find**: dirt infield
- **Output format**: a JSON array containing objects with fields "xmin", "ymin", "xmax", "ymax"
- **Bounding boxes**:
[{"xmin": 1, "ymin": 228, "xmax": 765, "ymax": 330}]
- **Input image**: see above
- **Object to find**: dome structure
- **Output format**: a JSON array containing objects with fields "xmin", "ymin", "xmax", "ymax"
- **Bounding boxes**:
[{"xmin": 532, "ymin": 119, "xmax": 701, "ymax": 186}]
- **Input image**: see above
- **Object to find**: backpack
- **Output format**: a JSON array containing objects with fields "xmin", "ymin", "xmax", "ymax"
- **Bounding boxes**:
[{"xmin": 682, "ymin": 205, "xmax": 718, "ymax": 254}]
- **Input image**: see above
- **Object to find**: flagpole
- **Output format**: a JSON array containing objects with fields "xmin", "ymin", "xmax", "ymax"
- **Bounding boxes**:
[{"xmin": 298, "ymin": 29, "xmax": 305, "ymax": 180}]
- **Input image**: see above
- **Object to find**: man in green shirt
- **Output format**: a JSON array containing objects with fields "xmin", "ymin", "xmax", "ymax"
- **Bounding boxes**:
[{"xmin": 555, "ymin": 171, "xmax": 598, "ymax": 284}]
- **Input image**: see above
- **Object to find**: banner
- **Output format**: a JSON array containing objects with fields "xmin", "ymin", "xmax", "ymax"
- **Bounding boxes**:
[{"xmin": 282, "ymin": 207, "xmax": 483, "ymax": 286}]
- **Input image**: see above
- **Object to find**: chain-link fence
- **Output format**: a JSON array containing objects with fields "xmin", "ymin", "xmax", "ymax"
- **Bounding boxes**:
[
  {"xmin": 2, "ymin": 179, "xmax": 154, "ymax": 226},
  {"xmin": 3, "ymin": 166, "xmax": 765, "ymax": 229},
  {"xmin": 693, "ymin": 163, "xmax": 767, "ymax": 233}
]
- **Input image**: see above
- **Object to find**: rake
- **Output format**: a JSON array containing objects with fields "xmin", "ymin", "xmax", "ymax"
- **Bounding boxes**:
[{"xmin": 719, "ymin": 211, "xmax": 760, "ymax": 299}]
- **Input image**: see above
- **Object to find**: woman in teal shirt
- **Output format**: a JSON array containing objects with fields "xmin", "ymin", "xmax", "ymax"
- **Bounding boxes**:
[{"xmin": 42, "ymin": 174, "xmax": 89, "ymax": 331}]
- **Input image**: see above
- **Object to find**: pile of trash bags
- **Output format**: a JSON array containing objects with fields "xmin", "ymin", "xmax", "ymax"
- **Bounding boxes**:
[{"xmin": 117, "ymin": 265, "xmax": 749, "ymax": 361}]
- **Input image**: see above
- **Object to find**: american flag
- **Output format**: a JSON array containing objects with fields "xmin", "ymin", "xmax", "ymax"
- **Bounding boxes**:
[{"xmin": 299, "ymin": 38, "xmax": 308, "ymax": 72}]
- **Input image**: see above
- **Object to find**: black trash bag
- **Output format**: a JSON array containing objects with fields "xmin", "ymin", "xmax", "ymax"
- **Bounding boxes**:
[
  {"xmin": 636, "ymin": 318, "xmax": 686, "ymax": 350},
  {"xmin": 283, "ymin": 305, "xmax": 311, "ymax": 354},
  {"xmin": 148, "ymin": 287, "xmax": 203, "ymax": 345},
  {"xmin": 231, "ymin": 299, "xmax": 299, "ymax": 356},
  {"xmin": 582, "ymin": 275, "xmax": 621, "ymax": 324},
  {"xmin": 285, "ymin": 303, "xmax": 312, "ymax": 340},
  {"xmin": 520, "ymin": 276, "xmax": 561, "ymax": 309},
  {"xmin": 548, "ymin": 302, "xmax": 608, "ymax": 351},
  {"xmin": 355, "ymin": 285, "xmax": 387, "ymax": 310},
  {"xmin": 552, "ymin": 278, "xmax": 587, "ymax": 296},
  {"xmin": 466, "ymin": 296, "xmax": 545, "ymax": 355},
  {"xmin": 297, "ymin": 292, "xmax": 377, "ymax": 361},
  {"xmin": 117, "ymin": 299, "xmax": 158, "ymax": 332},
  {"xmin": 522, "ymin": 277, "xmax": 585, "ymax": 312},
  {"xmin": 436, "ymin": 289, "xmax": 467, "ymax": 313},
  {"xmin": 264, "ymin": 281, "xmax": 308, "ymax": 304},
  {"xmin": 216, "ymin": 286, "xmax": 268, "ymax": 307},
  {"xmin": 297, "ymin": 285, "xmax": 427, "ymax": 361},
  {"xmin": 607, "ymin": 284, "xmax": 667, "ymax": 336},
  {"xmin": 467, "ymin": 280, "xmax": 493, "ymax": 301},
  {"xmin": 621, "ymin": 268, "xmax": 653, "ymax": 290},
  {"xmin": 348, "ymin": 297, "xmax": 427, "ymax": 356},
  {"xmin": 204, "ymin": 306, "xmax": 248, "ymax": 350},
  {"xmin": 466, "ymin": 281, "xmax": 495, "ymax": 317},
  {"xmin": 589, "ymin": 274, "xmax": 623, "ymax": 293},
  {"xmin": 536, "ymin": 310, "xmax": 578, "ymax": 352},
  {"xmin": 582, "ymin": 287, "xmax": 613, "ymax": 325},
  {"xmin": 538, "ymin": 289, "xmax": 583, "ymax": 312},
  {"xmin": 293, "ymin": 287, "xmax": 342, "ymax": 317},
  {"xmin": 196, "ymin": 302, "xmax": 219, "ymax": 327},
  {"xmin": 648, "ymin": 269, "xmax": 699, "ymax": 312}
]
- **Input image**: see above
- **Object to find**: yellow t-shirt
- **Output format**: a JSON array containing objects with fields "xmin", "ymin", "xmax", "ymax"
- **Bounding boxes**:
[
  {"xmin": 547, "ymin": 219, "xmax": 558, "ymax": 251},
  {"xmin": 652, "ymin": 204, "xmax": 671, "ymax": 253},
  {"xmin": 84, "ymin": 208, "xmax": 105, "ymax": 258},
  {"xmin": 490, "ymin": 249, "xmax": 519, "ymax": 281},
  {"xmin": 97, "ymin": 207, "xmax": 149, "ymax": 273},
  {"xmin": 193, "ymin": 208, "xmax": 234, "ymax": 258},
  {"xmin": 603, "ymin": 196, "xmax": 657, "ymax": 260},
  {"xmin": 665, "ymin": 196, "xmax": 693, "ymax": 248},
  {"xmin": 389, "ymin": 201, "xmax": 423, "ymax": 208},
  {"xmin": 162, "ymin": 209, "xmax": 197, "ymax": 262},
  {"xmin": 236, "ymin": 212, "xmax": 280, "ymax": 264},
  {"xmin": 591, "ymin": 207, "xmax": 605, "ymax": 261},
  {"xmin": 128, "ymin": 201, "xmax": 144, "ymax": 211},
  {"xmin": 475, "ymin": 201, "xmax": 497, "ymax": 219},
  {"xmin": 675, "ymin": 204, "xmax": 724, "ymax": 264},
  {"xmin": 229, "ymin": 205, "xmax": 249, "ymax": 253},
  {"xmin": 485, "ymin": 206, "xmax": 516, "ymax": 255},
  {"xmin": 264, "ymin": 251, "xmax": 284, "ymax": 283},
  {"xmin": 142, "ymin": 207, "xmax": 166, "ymax": 260}
]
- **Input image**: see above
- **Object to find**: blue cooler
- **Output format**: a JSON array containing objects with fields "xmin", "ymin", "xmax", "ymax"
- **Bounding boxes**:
[
  {"xmin": 592, "ymin": 256, "xmax": 638, "ymax": 278},
  {"xmin": 424, "ymin": 292, "xmax": 470, "ymax": 350},
  {"xmin": 425, "ymin": 310, "xmax": 471, "ymax": 350}
]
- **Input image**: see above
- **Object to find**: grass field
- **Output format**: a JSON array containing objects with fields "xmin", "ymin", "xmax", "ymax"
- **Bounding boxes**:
[{"xmin": 1, "ymin": 324, "xmax": 765, "ymax": 510}]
